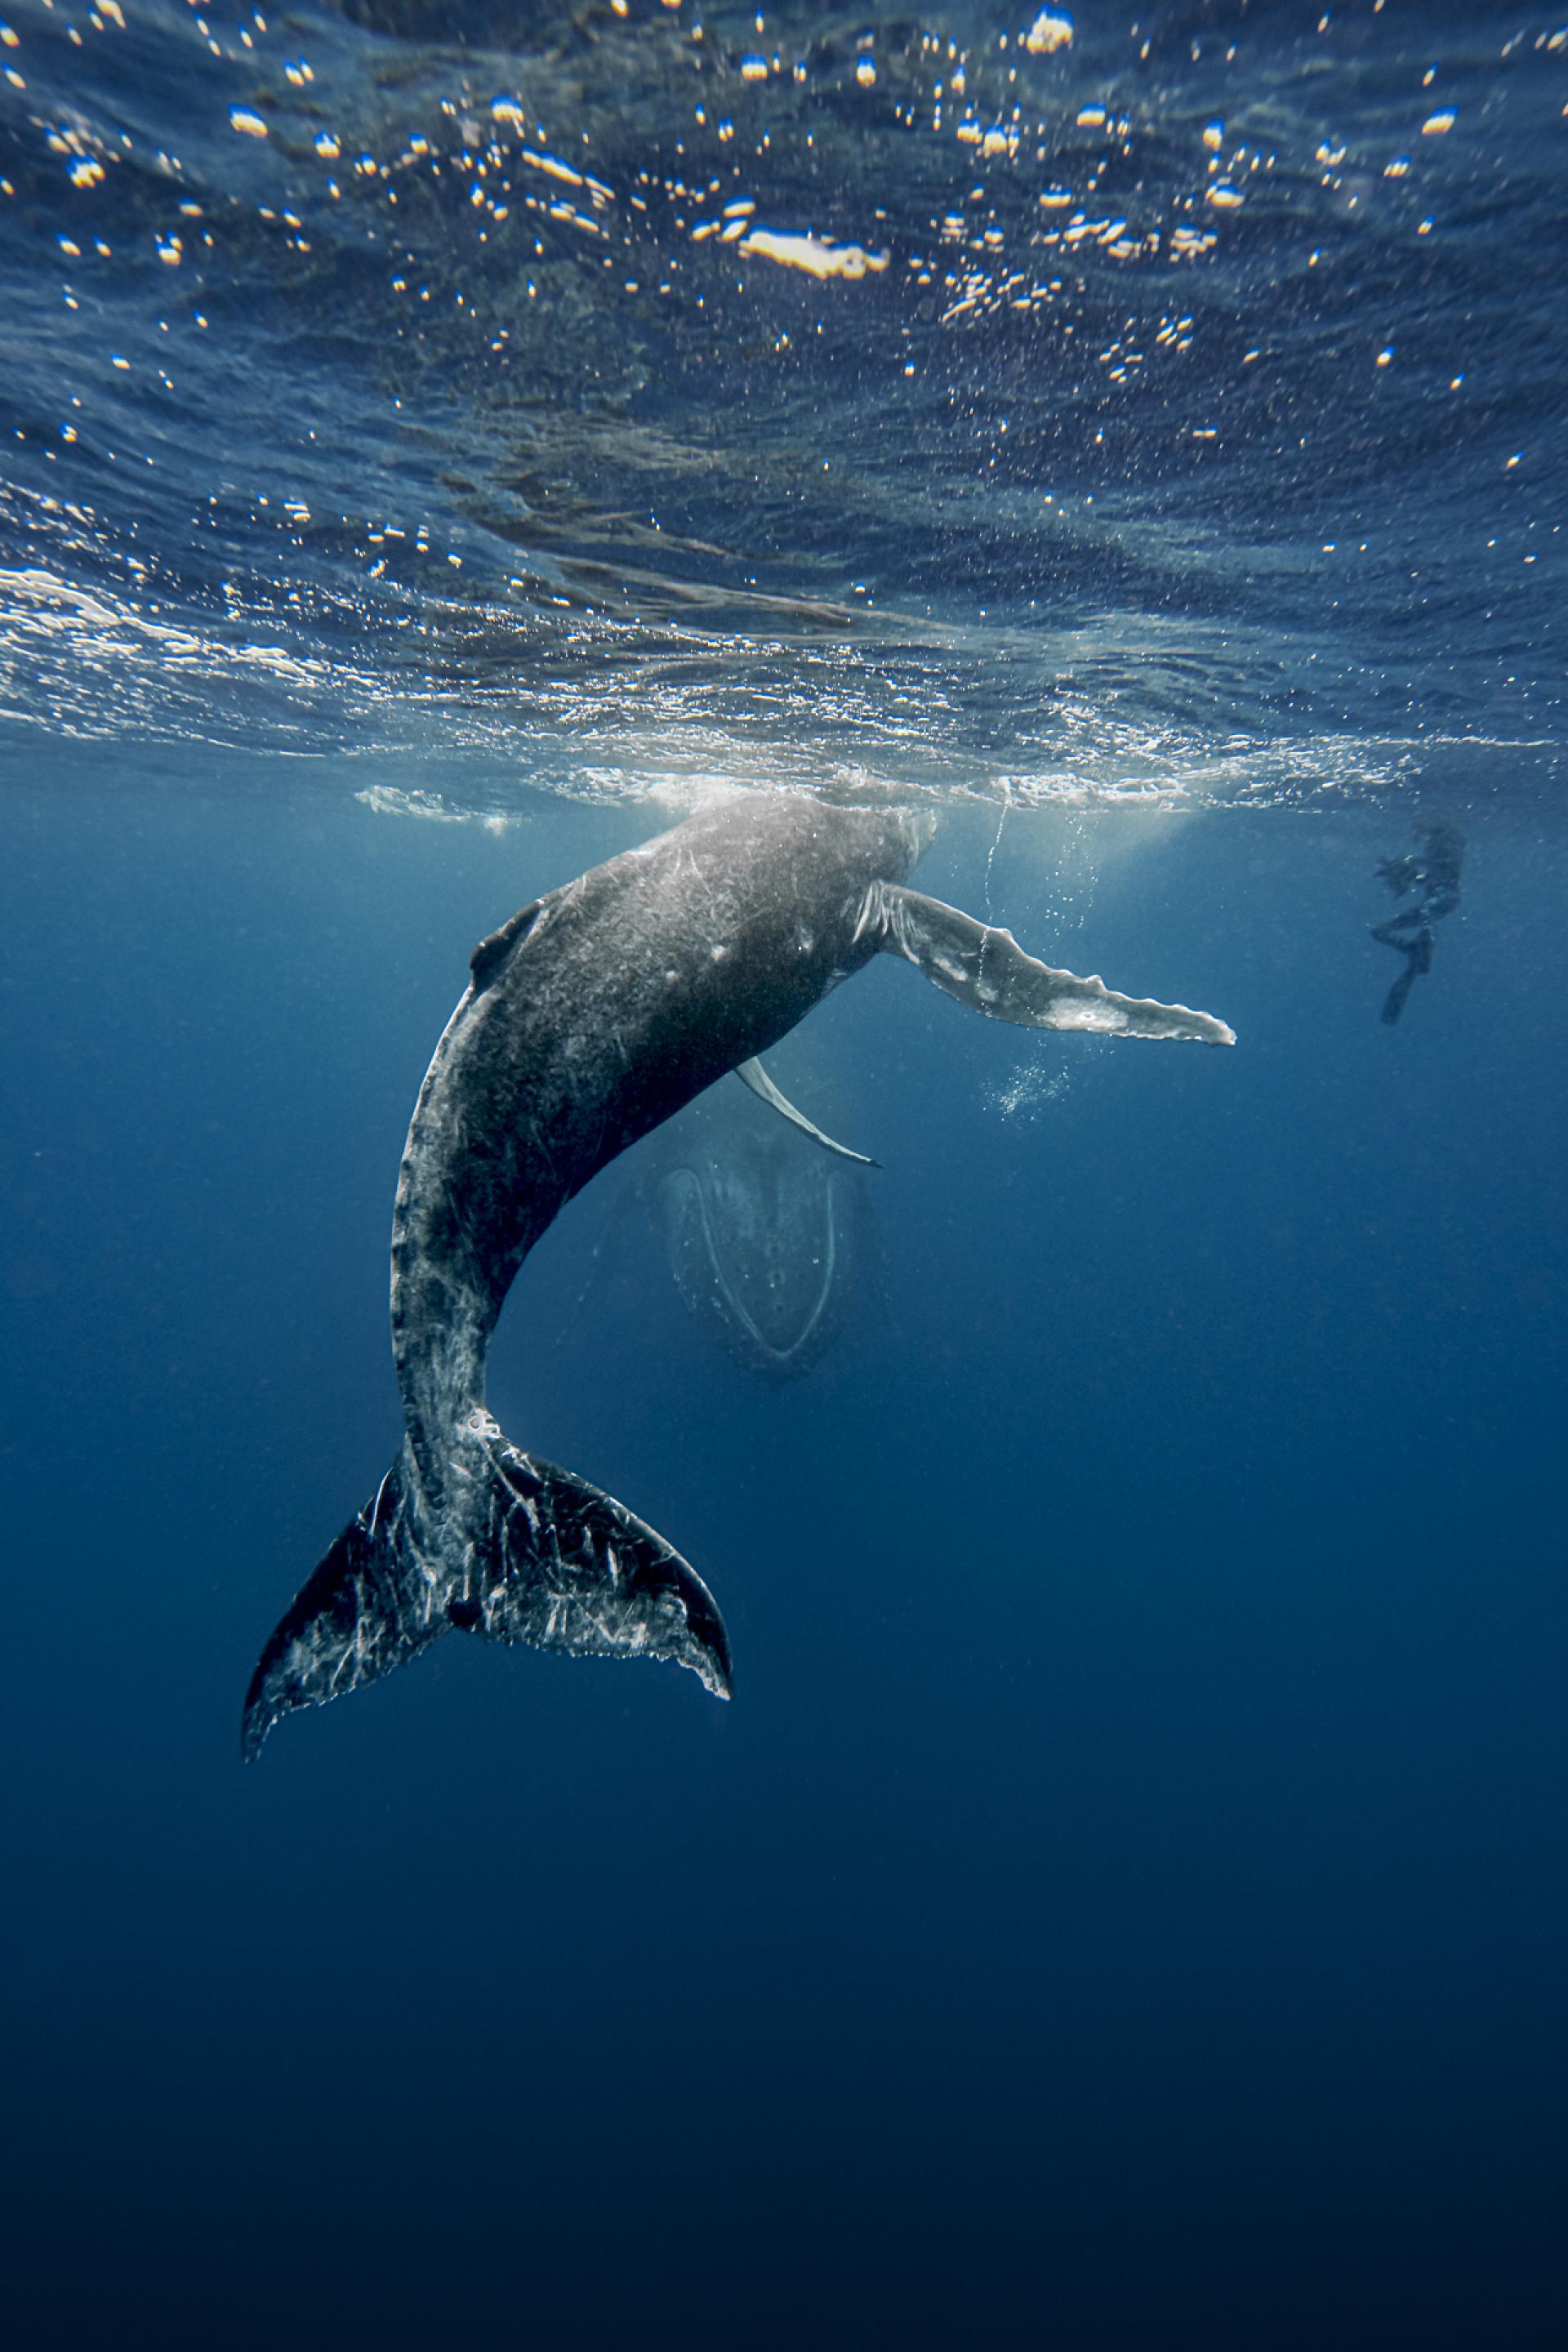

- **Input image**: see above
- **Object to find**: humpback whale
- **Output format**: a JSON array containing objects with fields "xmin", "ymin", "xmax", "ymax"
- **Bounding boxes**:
[{"xmin": 243, "ymin": 791, "xmax": 1234, "ymax": 1760}]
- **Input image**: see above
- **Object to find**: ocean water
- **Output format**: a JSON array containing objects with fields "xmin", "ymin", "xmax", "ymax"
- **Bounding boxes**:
[{"xmin": 2, "ymin": 4, "xmax": 1566, "ymax": 2348}]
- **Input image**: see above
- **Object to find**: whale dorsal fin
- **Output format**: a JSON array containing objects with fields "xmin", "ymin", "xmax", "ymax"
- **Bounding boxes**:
[
  {"xmin": 469, "ymin": 898, "xmax": 543, "ymax": 995},
  {"xmin": 732, "ymin": 1058, "xmax": 879, "ymax": 1167}
]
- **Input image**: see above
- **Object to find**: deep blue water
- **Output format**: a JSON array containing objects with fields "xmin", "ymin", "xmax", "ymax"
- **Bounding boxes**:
[
  {"xmin": 3, "ymin": 1, "xmax": 1568, "ymax": 2346},
  {"xmin": 3, "ymin": 768, "xmax": 1566, "ymax": 2348}
]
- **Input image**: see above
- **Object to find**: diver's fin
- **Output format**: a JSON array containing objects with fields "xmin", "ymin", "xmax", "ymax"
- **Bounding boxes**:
[
  {"xmin": 733, "ymin": 1057, "xmax": 879, "ymax": 1165},
  {"xmin": 242, "ymin": 1441, "xmax": 730, "ymax": 1762},
  {"xmin": 873, "ymin": 884, "xmax": 1236, "ymax": 1046},
  {"xmin": 1379, "ymin": 950, "xmax": 1430, "ymax": 1025},
  {"xmin": 1380, "ymin": 965, "xmax": 1416, "ymax": 1025}
]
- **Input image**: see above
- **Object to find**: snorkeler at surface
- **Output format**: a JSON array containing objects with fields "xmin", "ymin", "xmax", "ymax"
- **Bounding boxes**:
[{"xmin": 1370, "ymin": 820, "xmax": 1465, "ymax": 1025}]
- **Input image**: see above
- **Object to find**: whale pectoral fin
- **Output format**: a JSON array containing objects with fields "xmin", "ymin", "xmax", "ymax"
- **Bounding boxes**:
[
  {"xmin": 732, "ymin": 1058, "xmax": 879, "ymax": 1166},
  {"xmin": 873, "ymin": 884, "xmax": 1236, "ymax": 1046},
  {"xmin": 474, "ymin": 1449, "xmax": 733, "ymax": 1699}
]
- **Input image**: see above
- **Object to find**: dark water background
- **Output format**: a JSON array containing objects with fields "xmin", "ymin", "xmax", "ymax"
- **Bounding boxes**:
[
  {"xmin": 3, "ymin": 0, "xmax": 1568, "ymax": 2344},
  {"xmin": 3, "ymin": 764, "xmax": 1566, "ymax": 2348}
]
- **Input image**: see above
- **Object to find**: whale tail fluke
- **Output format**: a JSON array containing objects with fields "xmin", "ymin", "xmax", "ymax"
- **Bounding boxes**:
[
  {"xmin": 241, "ymin": 1459, "xmax": 434, "ymax": 1764},
  {"xmin": 463, "ymin": 1446, "xmax": 733, "ymax": 1702},
  {"xmin": 242, "ymin": 1445, "xmax": 731, "ymax": 1763}
]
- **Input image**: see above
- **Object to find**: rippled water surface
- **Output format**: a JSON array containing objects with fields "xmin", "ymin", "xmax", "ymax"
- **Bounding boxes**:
[{"xmin": 2, "ymin": 0, "xmax": 1563, "ymax": 802}]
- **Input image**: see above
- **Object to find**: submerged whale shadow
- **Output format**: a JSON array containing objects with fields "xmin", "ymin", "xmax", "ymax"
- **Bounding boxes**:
[{"xmin": 639, "ymin": 1079, "xmax": 871, "ymax": 1383}]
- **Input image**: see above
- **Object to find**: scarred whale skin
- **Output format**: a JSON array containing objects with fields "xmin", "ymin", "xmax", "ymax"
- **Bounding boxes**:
[
  {"xmin": 391, "ymin": 792, "xmax": 928, "ymax": 1495},
  {"xmin": 243, "ymin": 790, "xmax": 1233, "ymax": 1760}
]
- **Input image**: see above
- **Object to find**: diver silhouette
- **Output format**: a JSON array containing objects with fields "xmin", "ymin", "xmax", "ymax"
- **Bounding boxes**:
[{"xmin": 1370, "ymin": 820, "xmax": 1464, "ymax": 1025}]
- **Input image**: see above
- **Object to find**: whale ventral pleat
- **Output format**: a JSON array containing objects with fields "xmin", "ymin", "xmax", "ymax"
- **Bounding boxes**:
[{"xmin": 470, "ymin": 898, "xmax": 543, "ymax": 994}]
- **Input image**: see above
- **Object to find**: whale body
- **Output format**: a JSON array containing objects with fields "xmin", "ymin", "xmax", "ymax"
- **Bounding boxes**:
[{"xmin": 243, "ymin": 791, "xmax": 1233, "ymax": 1760}]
